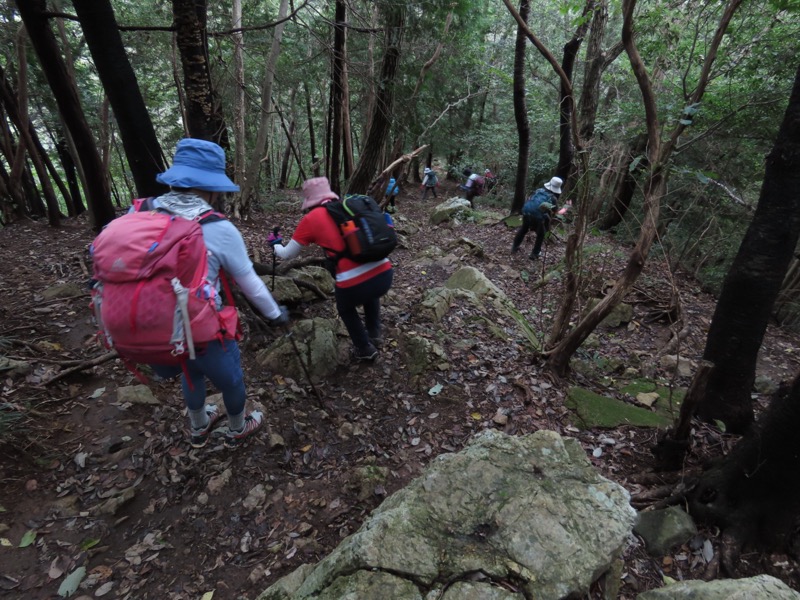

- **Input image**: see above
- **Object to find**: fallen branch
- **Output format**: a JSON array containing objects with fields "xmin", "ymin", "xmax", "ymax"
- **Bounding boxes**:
[
  {"xmin": 371, "ymin": 145, "xmax": 429, "ymax": 207},
  {"xmin": 42, "ymin": 350, "xmax": 118, "ymax": 386}
]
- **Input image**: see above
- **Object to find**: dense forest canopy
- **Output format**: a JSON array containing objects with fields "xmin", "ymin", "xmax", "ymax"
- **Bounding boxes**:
[{"xmin": 0, "ymin": 0, "xmax": 796, "ymax": 292}]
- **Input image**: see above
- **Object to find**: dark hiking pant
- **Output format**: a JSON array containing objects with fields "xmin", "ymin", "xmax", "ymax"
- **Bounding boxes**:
[{"xmin": 512, "ymin": 214, "xmax": 549, "ymax": 257}]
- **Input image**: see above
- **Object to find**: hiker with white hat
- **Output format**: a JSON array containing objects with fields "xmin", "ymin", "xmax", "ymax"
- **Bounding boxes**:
[
  {"xmin": 512, "ymin": 176, "xmax": 563, "ymax": 260},
  {"xmin": 421, "ymin": 167, "xmax": 438, "ymax": 200}
]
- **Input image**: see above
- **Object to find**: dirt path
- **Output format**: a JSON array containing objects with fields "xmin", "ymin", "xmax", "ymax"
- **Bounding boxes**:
[{"xmin": 1, "ymin": 180, "xmax": 798, "ymax": 598}]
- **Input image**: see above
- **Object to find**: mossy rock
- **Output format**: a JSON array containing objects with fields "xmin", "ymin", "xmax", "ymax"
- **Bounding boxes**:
[
  {"xmin": 566, "ymin": 386, "xmax": 672, "ymax": 429},
  {"xmin": 618, "ymin": 378, "xmax": 686, "ymax": 420},
  {"xmin": 504, "ymin": 215, "xmax": 522, "ymax": 228}
]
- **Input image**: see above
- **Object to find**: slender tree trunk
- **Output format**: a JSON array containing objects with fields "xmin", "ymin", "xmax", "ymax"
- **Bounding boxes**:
[
  {"xmin": 0, "ymin": 110, "xmax": 26, "ymax": 219},
  {"xmin": 329, "ymin": 0, "xmax": 346, "ymax": 194},
  {"xmin": 279, "ymin": 119, "xmax": 295, "ymax": 188},
  {"xmin": 237, "ymin": 0, "xmax": 289, "ymax": 216},
  {"xmin": 598, "ymin": 133, "xmax": 648, "ymax": 229},
  {"xmin": 72, "ymin": 0, "xmax": 167, "ymax": 198},
  {"xmin": 555, "ymin": 2, "xmax": 593, "ymax": 184},
  {"xmin": 304, "ymin": 82, "xmax": 320, "ymax": 177},
  {"xmin": 14, "ymin": 0, "xmax": 115, "ymax": 229},
  {"xmin": 577, "ymin": 1, "xmax": 622, "ymax": 142},
  {"xmin": 347, "ymin": 3, "xmax": 406, "ymax": 195},
  {"xmin": 511, "ymin": 0, "xmax": 531, "ymax": 214},
  {"xmin": 341, "ymin": 48, "xmax": 354, "ymax": 180},
  {"xmin": 172, "ymin": 0, "xmax": 229, "ymax": 147},
  {"xmin": 545, "ymin": 0, "xmax": 743, "ymax": 375},
  {"xmin": 692, "ymin": 62, "xmax": 800, "ymax": 433},
  {"xmin": 56, "ymin": 138, "xmax": 82, "ymax": 216},
  {"xmin": 231, "ymin": 0, "xmax": 246, "ymax": 190},
  {"xmin": 54, "ymin": 11, "xmax": 89, "ymax": 212}
]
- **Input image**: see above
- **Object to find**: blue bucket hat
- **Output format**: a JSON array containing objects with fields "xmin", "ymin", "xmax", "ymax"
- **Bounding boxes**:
[{"xmin": 156, "ymin": 138, "xmax": 239, "ymax": 192}]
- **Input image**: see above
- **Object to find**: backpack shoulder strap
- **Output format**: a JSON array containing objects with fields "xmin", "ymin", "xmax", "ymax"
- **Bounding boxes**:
[
  {"xmin": 197, "ymin": 210, "xmax": 228, "ymax": 225},
  {"xmin": 132, "ymin": 197, "xmax": 156, "ymax": 212}
]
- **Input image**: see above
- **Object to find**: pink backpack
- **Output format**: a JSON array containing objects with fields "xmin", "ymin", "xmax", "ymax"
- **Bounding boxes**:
[{"xmin": 90, "ymin": 207, "xmax": 237, "ymax": 366}]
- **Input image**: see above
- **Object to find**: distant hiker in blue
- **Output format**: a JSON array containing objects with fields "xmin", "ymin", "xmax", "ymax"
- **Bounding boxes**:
[
  {"xmin": 385, "ymin": 178, "xmax": 400, "ymax": 213},
  {"xmin": 421, "ymin": 167, "xmax": 438, "ymax": 199},
  {"xmin": 511, "ymin": 176, "xmax": 563, "ymax": 260}
]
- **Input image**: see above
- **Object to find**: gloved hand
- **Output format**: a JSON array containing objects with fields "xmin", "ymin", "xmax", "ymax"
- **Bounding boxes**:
[
  {"xmin": 267, "ymin": 230, "xmax": 283, "ymax": 247},
  {"xmin": 268, "ymin": 305, "xmax": 290, "ymax": 327}
]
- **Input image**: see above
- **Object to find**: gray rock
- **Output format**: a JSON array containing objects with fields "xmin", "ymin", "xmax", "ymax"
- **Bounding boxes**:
[
  {"xmin": 430, "ymin": 198, "xmax": 472, "ymax": 225},
  {"xmin": 638, "ymin": 574, "xmax": 800, "ymax": 599},
  {"xmin": 256, "ymin": 318, "xmax": 346, "ymax": 382},
  {"xmin": 439, "ymin": 581, "xmax": 524, "ymax": 599},
  {"xmin": 257, "ymin": 430, "xmax": 636, "ymax": 600},
  {"xmin": 633, "ymin": 506, "xmax": 697, "ymax": 556},
  {"xmin": 753, "ymin": 374, "xmax": 780, "ymax": 395},
  {"xmin": 401, "ymin": 335, "xmax": 448, "ymax": 376},
  {"xmin": 0, "ymin": 356, "xmax": 31, "ymax": 376},
  {"xmin": 41, "ymin": 282, "xmax": 86, "ymax": 300},
  {"xmin": 659, "ymin": 355, "xmax": 695, "ymax": 378},
  {"xmin": 117, "ymin": 384, "xmax": 160, "ymax": 405},
  {"xmin": 445, "ymin": 266, "xmax": 506, "ymax": 301}
]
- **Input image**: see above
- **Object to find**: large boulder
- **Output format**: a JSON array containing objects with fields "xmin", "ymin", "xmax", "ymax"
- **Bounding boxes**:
[{"xmin": 257, "ymin": 430, "xmax": 636, "ymax": 600}]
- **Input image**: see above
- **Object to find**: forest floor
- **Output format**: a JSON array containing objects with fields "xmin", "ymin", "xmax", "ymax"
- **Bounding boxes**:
[{"xmin": 0, "ymin": 178, "xmax": 799, "ymax": 600}]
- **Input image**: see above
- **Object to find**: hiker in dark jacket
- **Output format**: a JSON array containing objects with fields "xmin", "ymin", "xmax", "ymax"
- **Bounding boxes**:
[{"xmin": 511, "ymin": 176, "xmax": 563, "ymax": 260}]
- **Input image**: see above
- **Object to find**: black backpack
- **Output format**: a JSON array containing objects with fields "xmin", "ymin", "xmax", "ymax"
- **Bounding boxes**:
[{"xmin": 324, "ymin": 194, "xmax": 397, "ymax": 263}]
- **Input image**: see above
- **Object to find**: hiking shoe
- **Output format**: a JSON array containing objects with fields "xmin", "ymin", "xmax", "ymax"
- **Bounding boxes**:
[
  {"xmin": 353, "ymin": 343, "xmax": 379, "ymax": 362},
  {"xmin": 368, "ymin": 329, "xmax": 383, "ymax": 348},
  {"xmin": 224, "ymin": 411, "xmax": 264, "ymax": 448},
  {"xmin": 529, "ymin": 253, "xmax": 540, "ymax": 260},
  {"xmin": 190, "ymin": 404, "xmax": 225, "ymax": 448}
]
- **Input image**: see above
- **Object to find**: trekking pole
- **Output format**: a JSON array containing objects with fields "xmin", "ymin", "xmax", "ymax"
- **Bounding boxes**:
[
  {"xmin": 268, "ymin": 226, "xmax": 281, "ymax": 290},
  {"xmin": 281, "ymin": 324, "xmax": 327, "ymax": 411}
]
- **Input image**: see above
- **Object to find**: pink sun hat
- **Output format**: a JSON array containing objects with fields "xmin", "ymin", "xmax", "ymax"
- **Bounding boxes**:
[{"xmin": 301, "ymin": 177, "xmax": 339, "ymax": 211}]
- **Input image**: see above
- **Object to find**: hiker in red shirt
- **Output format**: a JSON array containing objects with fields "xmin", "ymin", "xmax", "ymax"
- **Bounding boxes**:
[{"xmin": 272, "ymin": 178, "xmax": 393, "ymax": 361}]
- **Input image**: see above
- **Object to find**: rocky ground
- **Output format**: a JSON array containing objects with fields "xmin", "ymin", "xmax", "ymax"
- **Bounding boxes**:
[{"xmin": 0, "ymin": 178, "xmax": 798, "ymax": 599}]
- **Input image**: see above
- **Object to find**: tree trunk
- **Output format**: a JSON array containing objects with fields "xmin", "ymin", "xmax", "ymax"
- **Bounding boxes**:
[
  {"xmin": 329, "ymin": 0, "xmax": 346, "ymax": 194},
  {"xmin": 237, "ymin": 0, "xmax": 289, "ymax": 216},
  {"xmin": 0, "ymin": 114, "xmax": 27, "ymax": 220},
  {"xmin": 347, "ymin": 3, "xmax": 405, "ymax": 195},
  {"xmin": 694, "ymin": 62, "xmax": 800, "ymax": 433},
  {"xmin": 577, "ymin": 1, "xmax": 624, "ymax": 142},
  {"xmin": 511, "ymin": 0, "xmax": 530, "ymax": 215},
  {"xmin": 546, "ymin": 0, "xmax": 743, "ymax": 375},
  {"xmin": 172, "ymin": 0, "xmax": 229, "ymax": 147},
  {"xmin": 72, "ymin": 0, "xmax": 167, "ymax": 198},
  {"xmin": 555, "ymin": 1, "xmax": 593, "ymax": 185},
  {"xmin": 304, "ymin": 82, "xmax": 320, "ymax": 177},
  {"xmin": 598, "ymin": 132, "xmax": 648, "ymax": 230},
  {"xmin": 56, "ymin": 137, "xmax": 82, "ymax": 216},
  {"xmin": 14, "ymin": 0, "xmax": 115, "ymax": 229},
  {"xmin": 231, "ymin": 0, "xmax": 246, "ymax": 192},
  {"xmin": 341, "ymin": 46, "xmax": 354, "ymax": 181},
  {"xmin": 688, "ymin": 371, "xmax": 800, "ymax": 569}
]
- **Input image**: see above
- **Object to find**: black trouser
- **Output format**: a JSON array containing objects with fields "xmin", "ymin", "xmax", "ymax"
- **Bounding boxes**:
[
  {"xmin": 422, "ymin": 185, "xmax": 437, "ymax": 199},
  {"xmin": 512, "ymin": 214, "xmax": 549, "ymax": 257}
]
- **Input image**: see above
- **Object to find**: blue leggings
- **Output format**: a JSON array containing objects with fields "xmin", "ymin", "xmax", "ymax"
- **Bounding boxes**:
[{"xmin": 150, "ymin": 338, "xmax": 246, "ymax": 416}]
